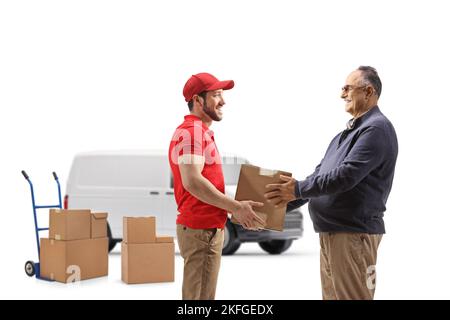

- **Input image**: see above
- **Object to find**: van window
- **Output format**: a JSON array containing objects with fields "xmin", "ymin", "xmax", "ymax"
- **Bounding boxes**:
[
  {"xmin": 76, "ymin": 156, "xmax": 169, "ymax": 188},
  {"xmin": 221, "ymin": 156, "xmax": 248, "ymax": 185}
]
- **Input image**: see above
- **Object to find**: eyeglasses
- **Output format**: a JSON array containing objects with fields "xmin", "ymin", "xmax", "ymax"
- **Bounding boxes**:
[{"xmin": 341, "ymin": 85, "xmax": 366, "ymax": 93}]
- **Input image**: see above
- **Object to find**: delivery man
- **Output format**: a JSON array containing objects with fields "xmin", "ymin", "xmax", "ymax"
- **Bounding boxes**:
[{"xmin": 168, "ymin": 72, "xmax": 265, "ymax": 300}]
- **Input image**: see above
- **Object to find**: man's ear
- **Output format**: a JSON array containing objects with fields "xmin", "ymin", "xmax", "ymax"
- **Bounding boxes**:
[
  {"xmin": 366, "ymin": 86, "xmax": 375, "ymax": 99},
  {"xmin": 194, "ymin": 94, "xmax": 203, "ymax": 106}
]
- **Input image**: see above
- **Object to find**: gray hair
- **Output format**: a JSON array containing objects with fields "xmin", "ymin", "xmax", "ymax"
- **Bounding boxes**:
[{"xmin": 357, "ymin": 66, "xmax": 382, "ymax": 98}]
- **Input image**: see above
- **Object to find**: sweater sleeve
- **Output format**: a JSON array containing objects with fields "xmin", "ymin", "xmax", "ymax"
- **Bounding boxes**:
[
  {"xmin": 297, "ymin": 126, "xmax": 387, "ymax": 198},
  {"xmin": 294, "ymin": 161, "xmax": 322, "ymax": 199}
]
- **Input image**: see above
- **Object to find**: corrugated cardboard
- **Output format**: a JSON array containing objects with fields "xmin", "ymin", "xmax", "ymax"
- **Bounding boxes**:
[
  {"xmin": 40, "ymin": 238, "xmax": 108, "ymax": 283},
  {"xmin": 233, "ymin": 164, "xmax": 292, "ymax": 231},
  {"xmin": 156, "ymin": 236, "xmax": 174, "ymax": 243},
  {"xmin": 91, "ymin": 212, "xmax": 108, "ymax": 239},
  {"xmin": 121, "ymin": 242, "xmax": 174, "ymax": 284},
  {"xmin": 49, "ymin": 209, "xmax": 91, "ymax": 241},
  {"xmin": 123, "ymin": 217, "xmax": 156, "ymax": 244}
]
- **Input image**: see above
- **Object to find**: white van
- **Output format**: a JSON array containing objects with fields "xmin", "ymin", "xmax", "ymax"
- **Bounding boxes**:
[{"xmin": 65, "ymin": 150, "xmax": 303, "ymax": 254}]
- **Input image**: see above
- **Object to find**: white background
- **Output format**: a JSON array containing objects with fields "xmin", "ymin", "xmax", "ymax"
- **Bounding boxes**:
[{"xmin": 1, "ymin": 0, "xmax": 449, "ymax": 299}]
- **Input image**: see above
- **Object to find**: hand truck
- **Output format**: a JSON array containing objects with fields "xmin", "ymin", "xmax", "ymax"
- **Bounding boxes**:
[{"xmin": 22, "ymin": 170, "xmax": 62, "ymax": 280}]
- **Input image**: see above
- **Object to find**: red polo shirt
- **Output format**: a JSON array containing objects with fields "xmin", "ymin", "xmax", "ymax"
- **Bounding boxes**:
[{"xmin": 168, "ymin": 115, "xmax": 227, "ymax": 229}]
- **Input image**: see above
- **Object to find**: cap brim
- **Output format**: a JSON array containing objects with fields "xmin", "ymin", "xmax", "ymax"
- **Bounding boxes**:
[{"xmin": 207, "ymin": 80, "xmax": 235, "ymax": 91}]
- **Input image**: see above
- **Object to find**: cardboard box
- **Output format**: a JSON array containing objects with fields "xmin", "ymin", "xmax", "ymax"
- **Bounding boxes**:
[
  {"xmin": 156, "ymin": 236, "xmax": 174, "ymax": 243},
  {"xmin": 233, "ymin": 164, "xmax": 292, "ymax": 231},
  {"xmin": 91, "ymin": 212, "xmax": 108, "ymax": 239},
  {"xmin": 40, "ymin": 238, "xmax": 108, "ymax": 283},
  {"xmin": 123, "ymin": 217, "xmax": 156, "ymax": 244},
  {"xmin": 122, "ymin": 242, "xmax": 174, "ymax": 284},
  {"xmin": 49, "ymin": 209, "xmax": 91, "ymax": 241}
]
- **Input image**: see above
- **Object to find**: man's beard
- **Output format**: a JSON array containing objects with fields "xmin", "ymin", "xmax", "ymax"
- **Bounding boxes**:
[{"xmin": 203, "ymin": 102, "xmax": 222, "ymax": 121}]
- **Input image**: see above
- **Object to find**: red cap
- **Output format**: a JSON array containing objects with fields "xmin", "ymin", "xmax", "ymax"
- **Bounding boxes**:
[{"xmin": 183, "ymin": 73, "xmax": 234, "ymax": 102}]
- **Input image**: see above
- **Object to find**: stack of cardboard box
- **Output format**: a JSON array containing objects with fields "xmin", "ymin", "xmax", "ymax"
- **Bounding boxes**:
[
  {"xmin": 40, "ymin": 209, "xmax": 109, "ymax": 283},
  {"xmin": 121, "ymin": 217, "xmax": 174, "ymax": 284}
]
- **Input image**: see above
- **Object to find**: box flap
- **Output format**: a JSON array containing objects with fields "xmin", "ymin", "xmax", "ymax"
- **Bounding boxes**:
[
  {"xmin": 156, "ymin": 236, "xmax": 174, "ymax": 243},
  {"xmin": 92, "ymin": 212, "xmax": 108, "ymax": 220}
]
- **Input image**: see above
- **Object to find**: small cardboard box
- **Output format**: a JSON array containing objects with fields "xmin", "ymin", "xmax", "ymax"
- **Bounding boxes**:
[
  {"xmin": 121, "ymin": 242, "xmax": 174, "ymax": 284},
  {"xmin": 40, "ymin": 238, "xmax": 108, "ymax": 283},
  {"xmin": 91, "ymin": 212, "xmax": 108, "ymax": 239},
  {"xmin": 49, "ymin": 209, "xmax": 91, "ymax": 241},
  {"xmin": 123, "ymin": 217, "xmax": 156, "ymax": 244},
  {"xmin": 233, "ymin": 164, "xmax": 292, "ymax": 231}
]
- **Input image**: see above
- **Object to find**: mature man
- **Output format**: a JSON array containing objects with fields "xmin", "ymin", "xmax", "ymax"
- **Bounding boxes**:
[
  {"xmin": 169, "ymin": 72, "xmax": 265, "ymax": 300},
  {"xmin": 265, "ymin": 66, "xmax": 398, "ymax": 300}
]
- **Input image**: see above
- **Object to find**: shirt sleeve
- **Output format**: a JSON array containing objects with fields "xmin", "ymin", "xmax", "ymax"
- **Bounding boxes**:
[{"xmin": 298, "ymin": 126, "xmax": 387, "ymax": 198}]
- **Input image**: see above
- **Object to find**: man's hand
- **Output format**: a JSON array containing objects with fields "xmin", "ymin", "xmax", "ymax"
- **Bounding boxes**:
[
  {"xmin": 232, "ymin": 200, "xmax": 265, "ymax": 229},
  {"xmin": 264, "ymin": 175, "xmax": 297, "ymax": 207}
]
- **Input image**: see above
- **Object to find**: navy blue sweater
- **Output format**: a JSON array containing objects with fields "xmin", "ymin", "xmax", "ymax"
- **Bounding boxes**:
[{"xmin": 288, "ymin": 106, "xmax": 398, "ymax": 234}]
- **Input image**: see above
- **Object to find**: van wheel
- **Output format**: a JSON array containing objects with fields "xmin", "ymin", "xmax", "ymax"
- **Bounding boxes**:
[
  {"xmin": 222, "ymin": 220, "xmax": 241, "ymax": 255},
  {"xmin": 259, "ymin": 239, "xmax": 293, "ymax": 254},
  {"xmin": 107, "ymin": 223, "xmax": 117, "ymax": 252}
]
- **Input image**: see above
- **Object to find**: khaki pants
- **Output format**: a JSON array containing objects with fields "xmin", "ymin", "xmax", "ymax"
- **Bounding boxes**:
[
  {"xmin": 176, "ymin": 224, "xmax": 224, "ymax": 300},
  {"xmin": 320, "ymin": 232, "xmax": 383, "ymax": 300}
]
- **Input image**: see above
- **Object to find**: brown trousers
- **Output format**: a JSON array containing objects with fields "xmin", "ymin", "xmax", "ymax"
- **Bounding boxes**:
[
  {"xmin": 320, "ymin": 232, "xmax": 383, "ymax": 300},
  {"xmin": 176, "ymin": 224, "xmax": 224, "ymax": 300}
]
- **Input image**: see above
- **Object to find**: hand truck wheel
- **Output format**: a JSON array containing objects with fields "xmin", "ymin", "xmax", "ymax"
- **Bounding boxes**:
[{"xmin": 25, "ymin": 261, "xmax": 36, "ymax": 277}]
